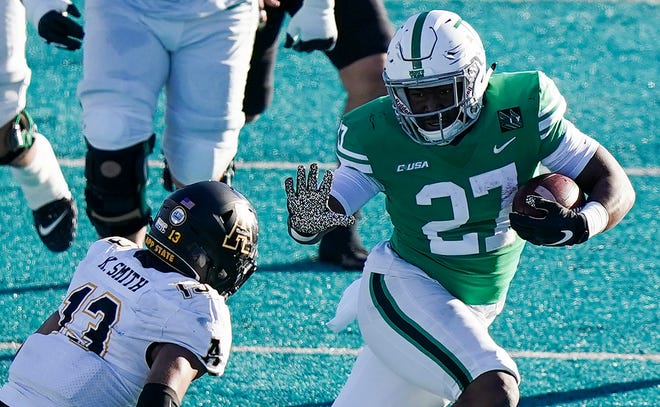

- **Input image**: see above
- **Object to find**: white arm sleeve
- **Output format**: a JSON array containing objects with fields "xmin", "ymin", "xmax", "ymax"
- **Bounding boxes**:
[
  {"xmin": 330, "ymin": 165, "xmax": 382, "ymax": 215},
  {"xmin": 541, "ymin": 120, "xmax": 599, "ymax": 178}
]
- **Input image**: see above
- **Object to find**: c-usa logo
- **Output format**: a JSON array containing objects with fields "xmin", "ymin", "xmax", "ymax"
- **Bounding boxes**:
[{"xmin": 396, "ymin": 161, "xmax": 429, "ymax": 172}]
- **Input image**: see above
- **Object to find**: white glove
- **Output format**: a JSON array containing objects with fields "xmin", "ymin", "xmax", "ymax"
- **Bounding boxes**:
[
  {"xmin": 284, "ymin": 163, "xmax": 355, "ymax": 244},
  {"xmin": 284, "ymin": 0, "xmax": 337, "ymax": 52},
  {"xmin": 21, "ymin": 0, "xmax": 83, "ymax": 50},
  {"xmin": 22, "ymin": 0, "xmax": 70, "ymax": 30}
]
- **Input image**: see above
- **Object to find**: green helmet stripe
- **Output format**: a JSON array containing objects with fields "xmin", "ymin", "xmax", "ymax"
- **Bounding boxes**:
[{"xmin": 410, "ymin": 11, "xmax": 430, "ymax": 70}]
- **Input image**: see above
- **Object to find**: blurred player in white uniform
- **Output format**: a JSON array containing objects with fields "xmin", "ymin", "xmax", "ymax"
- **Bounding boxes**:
[
  {"xmin": 0, "ymin": 0, "xmax": 83, "ymax": 252},
  {"xmin": 78, "ymin": 0, "xmax": 259, "ymax": 245},
  {"xmin": 285, "ymin": 10, "xmax": 635, "ymax": 406},
  {"xmin": 0, "ymin": 181, "xmax": 259, "ymax": 407}
]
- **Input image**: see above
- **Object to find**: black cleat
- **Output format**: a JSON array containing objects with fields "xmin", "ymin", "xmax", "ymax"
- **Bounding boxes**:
[
  {"xmin": 318, "ymin": 224, "xmax": 368, "ymax": 270},
  {"xmin": 33, "ymin": 197, "xmax": 77, "ymax": 252}
]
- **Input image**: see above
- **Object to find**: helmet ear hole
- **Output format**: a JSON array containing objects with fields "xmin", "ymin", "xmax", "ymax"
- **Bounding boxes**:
[{"xmin": 191, "ymin": 249, "xmax": 211, "ymax": 273}]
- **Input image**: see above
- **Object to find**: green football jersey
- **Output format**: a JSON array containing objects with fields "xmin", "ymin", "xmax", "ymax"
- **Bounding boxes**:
[{"xmin": 337, "ymin": 71, "xmax": 569, "ymax": 304}]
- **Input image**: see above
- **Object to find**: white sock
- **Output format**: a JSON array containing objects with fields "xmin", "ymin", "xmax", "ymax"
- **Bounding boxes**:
[{"xmin": 10, "ymin": 133, "xmax": 72, "ymax": 210}]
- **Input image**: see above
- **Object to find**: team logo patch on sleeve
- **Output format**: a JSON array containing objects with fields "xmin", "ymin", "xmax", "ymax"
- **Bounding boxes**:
[{"xmin": 497, "ymin": 107, "xmax": 523, "ymax": 132}]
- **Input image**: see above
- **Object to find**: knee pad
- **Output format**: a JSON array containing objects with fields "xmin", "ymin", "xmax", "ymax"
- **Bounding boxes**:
[
  {"xmin": 0, "ymin": 111, "xmax": 36, "ymax": 165},
  {"xmin": 84, "ymin": 135, "xmax": 155, "ymax": 237}
]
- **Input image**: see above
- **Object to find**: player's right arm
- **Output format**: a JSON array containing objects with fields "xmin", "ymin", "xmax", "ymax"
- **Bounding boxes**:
[
  {"xmin": 284, "ymin": 163, "xmax": 356, "ymax": 244},
  {"xmin": 35, "ymin": 311, "xmax": 60, "ymax": 334},
  {"xmin": 510, "ymin": 72, "xmax": 635, "ymax": 245},
  {"xmin": 136, "ymin": 343, "xmax": 205, "ymax": 407},
  {"xmin": 137, "ymin": 284, "xmax": 229, "ymax": 407}
]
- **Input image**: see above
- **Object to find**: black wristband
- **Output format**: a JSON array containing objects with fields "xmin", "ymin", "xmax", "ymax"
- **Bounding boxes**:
[{"xmin": 136, "ymin": 383, "xmax": 181, "ymax": 407}]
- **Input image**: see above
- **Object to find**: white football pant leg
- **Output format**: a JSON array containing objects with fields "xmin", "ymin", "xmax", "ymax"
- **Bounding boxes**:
[
  {"xmin": 162, "ymin": 2, "xmax": 258, "ymax": 185},
  {"xmin": 0, "ymin": 0, "xmax": 29, "ymax": 123},
  {"xmin": 78, "ymin": 0, "xmax": 169, "ymax": 150},
  {"xmin": 332, "ymin": 345, "xmax": 450, "ymax": 407},
  {"xmin": 351, "ymin": 242, "xmax": 519, "ymax": 403}
]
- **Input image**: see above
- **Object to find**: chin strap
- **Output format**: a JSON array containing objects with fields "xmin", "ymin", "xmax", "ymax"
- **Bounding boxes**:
[{"xmin": 486, "ymin": 62, "xmax": 497, "ymax": 80}]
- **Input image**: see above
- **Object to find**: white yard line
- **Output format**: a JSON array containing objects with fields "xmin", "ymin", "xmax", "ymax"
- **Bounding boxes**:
[
  {"xmin": 57, "ymin": 159, "xmax": 660, "ymax": 175},
  {"xmin": 2, "ymin": 342, "xmax": 657, "ymax": 362}
]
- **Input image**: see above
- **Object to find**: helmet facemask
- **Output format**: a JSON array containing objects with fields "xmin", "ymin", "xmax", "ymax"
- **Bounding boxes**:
[
  {"xmin": 207, "ymin": 254, "xmax": 257, "ymax": 298},
  {"xmin": 384, "ymin": 10, "xmax": 494, "ymax": 145},
  {"xmin": 185, "ymin": 205, "xmax": 258, "ymax": 297}
]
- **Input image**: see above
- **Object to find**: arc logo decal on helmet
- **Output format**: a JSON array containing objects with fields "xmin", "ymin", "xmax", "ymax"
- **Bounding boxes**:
[
  {"xmin": 444, "ymin": 45, "xmax": 461, "ymax": 60},
  {"xmin": 221, "ymin": 202, "xmax": 256, "ymax": 255}
]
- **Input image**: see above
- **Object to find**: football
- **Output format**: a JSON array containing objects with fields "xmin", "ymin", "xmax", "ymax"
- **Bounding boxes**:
[{"xmin": 512, "ymin": 173, "xmax": 585, "ymax": 217}]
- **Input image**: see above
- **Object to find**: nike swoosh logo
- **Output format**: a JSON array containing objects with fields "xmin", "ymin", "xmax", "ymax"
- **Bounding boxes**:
[
  {"xmin": 493, "ymin": 137, "xmax": 516, "ymax": 154},
  {"xmin": 38, "ymin": 212, "xmax": 67, "ymax": 236},
  {"xmin": 546, "ymin": 230, "xmax": 573, "ymax": 246}
]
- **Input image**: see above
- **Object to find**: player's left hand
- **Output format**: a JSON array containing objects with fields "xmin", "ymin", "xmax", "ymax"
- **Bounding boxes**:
[
  {"xmin": 284, "ymin": 163, "xmax": 355, "ymax": 244},
  {"xmin": 509, "ymin": 195, "xmax": 589, "ymax": 246},
  {"xmin": 284, "ymin": 0, "xmax": 337, "ymax": 52},
  {"xmin": 22, "ymin": 0, "xmax": 84, "ymax": 51}
]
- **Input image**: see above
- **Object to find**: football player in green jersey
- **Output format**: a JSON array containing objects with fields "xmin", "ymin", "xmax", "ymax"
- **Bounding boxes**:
[{"xmin": 285, "ymin": 10, "xmax": 635, "ymax": 407}]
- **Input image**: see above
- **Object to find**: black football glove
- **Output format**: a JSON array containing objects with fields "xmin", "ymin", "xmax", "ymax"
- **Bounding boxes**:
[
  {"xmin": 509, "ymin": 195, "xmax": 589, "ymax": 246},
  {"xmin": 284, "ymin": 163, "xmax": 355, "ymax": 244},
  {"xmin": 23, "ymin": 0, "xmax": 84, "ymax": 51},
  {"xmin": 284, "ymin": 0, "xmax": 337, "ymax": 53}
]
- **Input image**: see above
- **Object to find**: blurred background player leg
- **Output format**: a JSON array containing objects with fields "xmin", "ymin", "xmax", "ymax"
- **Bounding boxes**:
[
  {"xmin": 243, "ymin": 0, "xmax": 393, "ymax": 269},
  {"xmin": 243, "ymin": 1, "xmax": 287, "ymax": 125},
  {"xmin": 326, "ymin": 0, "xmax": 393, "ymax": 114},
  {"xmin": 318, "ymin": 0, "xmax": 393, "ymax": 270},
  {"xmin": 1, "ymin": 0, "xmax": 76, "ymax": 252},
  {"xmin": 6, "ymin": 114, "xmax": 77, "ymax": 252},
  {"xmin": 79, "ymin": 0, "xmax": 257, "ymax": 246}
]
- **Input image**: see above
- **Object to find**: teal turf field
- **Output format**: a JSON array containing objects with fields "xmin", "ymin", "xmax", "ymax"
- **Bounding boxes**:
[{"xmin": 0, "ymin": 1, "xmax": 658, "ymax": 406}]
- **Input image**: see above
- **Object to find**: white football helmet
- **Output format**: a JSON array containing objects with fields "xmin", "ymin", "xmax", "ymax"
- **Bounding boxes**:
[{"xmin": 384, "ymin": 10, "xmax": 494, "ymax": 145}]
